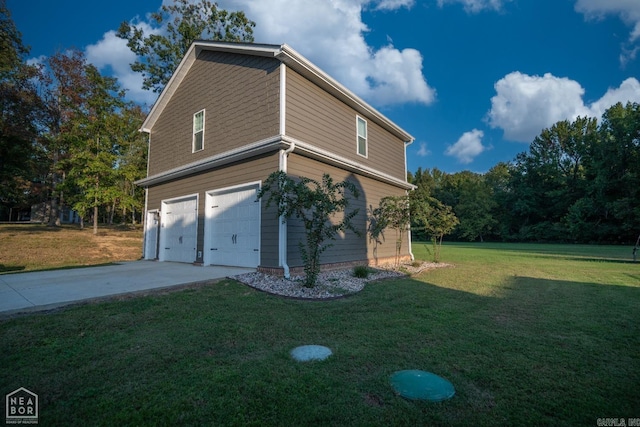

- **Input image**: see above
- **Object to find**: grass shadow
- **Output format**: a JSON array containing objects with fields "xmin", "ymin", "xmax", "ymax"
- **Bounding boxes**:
[
  {"xmin": 0, "ymin": 262, "xmax": 118, "ymax": 275},
  {"xmin": 0, "ymin": 264, "xmax": 25, "ymax": 273}
]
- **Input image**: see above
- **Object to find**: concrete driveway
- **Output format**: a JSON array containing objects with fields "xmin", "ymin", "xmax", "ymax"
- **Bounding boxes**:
[{"xmin": 0, "ymin": 261, "xmax": 254, "ymax": 315}]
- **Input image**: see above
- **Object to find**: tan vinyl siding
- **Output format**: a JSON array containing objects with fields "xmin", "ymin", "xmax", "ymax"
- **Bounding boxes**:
[
  {"xmin": 148, "ymin": 51, "xmax": 280, "ymax": 176},
  {"xmin": 146, "ymin": 152, "xmax": 281, "ymax": 267},
  {"xmin": 286, "ymin": 153, "xmax": 408, "ymax": 267},
  {"xmin": 286, "ymin": 69, "xmax": 407, "ymax": 181}
]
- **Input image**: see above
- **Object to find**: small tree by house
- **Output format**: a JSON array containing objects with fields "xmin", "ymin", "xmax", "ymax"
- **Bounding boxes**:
[
  {"xmin": 372, "ymin": 195, "xmax": 411, "ymax": 267},
  {"xmin": 258, "ymin": 171, "xmax": 360, "ymax": 288},
  {"xmin": 367, "ymin": 203, "xmax": 386, "ymax": 265},
  {"xmin": 412, "ymin": 195, "xmax": 459, "ymax": 262}
]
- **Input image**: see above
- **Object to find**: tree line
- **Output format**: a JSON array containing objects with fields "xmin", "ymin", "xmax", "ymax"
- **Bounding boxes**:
[
  {"xmin": 0, "ymin": 2, "xmax": 147, "ymax": 232},
  {"xmin": 409, "ymin": 102, "xmax": 640, "ymax": 245}
]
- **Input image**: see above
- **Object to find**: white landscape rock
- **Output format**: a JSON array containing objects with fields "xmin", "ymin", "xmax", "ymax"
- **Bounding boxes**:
[{"xmin": 231, "ymin": 262, "xmax": 450, "ymax": 299}]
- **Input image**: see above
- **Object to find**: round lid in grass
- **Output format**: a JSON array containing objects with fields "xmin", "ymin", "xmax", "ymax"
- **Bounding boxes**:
[
  {"xmin": 390, "ymin": 370, "xmax": 455, "ymax": 402},
  {"xmin": 290, "ymin": 345, "xmax": 332, "ymax": 362}
]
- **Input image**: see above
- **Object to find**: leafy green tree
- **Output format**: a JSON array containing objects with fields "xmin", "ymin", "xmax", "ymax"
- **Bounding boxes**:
[
  {"xmin": 507, "ymin": 117, "xmax": 596, "ymax": 241},
  {"xmin": 258, "ymin": 171, "xmax": 360, "ymax": 287},
  {"xmin": 447, "ymin": 171, "xmax": 496, "ymax": 242},
  {"xmin": 410, "ymin": 168, "xmax": 490, "ymax": 243},
  {"xmin": 110, "ymin": 104, "xmax": 147, "ymax": 224},
  {"xmin": 484, "ymin": 162, "xmax": 512, "ymax": 240},
  {"xmin": 39, "ymin": 49, "xmax": 95, "ymax": 226},
  {"xmin": 412, "ymin": 195, "xmax": 458, "ymax": 263},
  {"xmin": 62, "ymin": 63, "xmax": 128, "ymax": 234},
  {"xmin": 367, "ymin": 203, "xmax": 386, "ymax": 265},
  {"xmin": 583, "ymin": 102, "xmax": 640, "ymax": 242},
  {"xmin": 372, "ymin": 195, "xmax": 410, "ymax": 266},
  {"xmin": 410, "ymin": 167, "xmax": 437, "ymax": 198},
  {"xmin": 117, "ymin": 0, "xmax": 255, "ymax": 94},
  {"xmin": 0, "ymin": 1, "xmax": 45, "ymax": 217},
  {"xmin": 38, "ymin": 48, "xmax": 146, "ymax": 230}
]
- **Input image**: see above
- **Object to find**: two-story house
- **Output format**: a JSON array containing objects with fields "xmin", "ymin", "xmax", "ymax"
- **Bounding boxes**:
[{"xmin": 136, "ymin": 41, "xmax": 415, "ymax": 276}]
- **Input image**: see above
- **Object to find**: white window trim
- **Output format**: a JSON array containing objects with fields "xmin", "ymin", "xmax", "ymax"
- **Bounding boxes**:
[
  {"xmin": 356, "ymin": 115, "xmax": 368, "ymax": 158},
  {"xmin": 193, "ymin": 109, "xmax": 205, "ymax": 153}
]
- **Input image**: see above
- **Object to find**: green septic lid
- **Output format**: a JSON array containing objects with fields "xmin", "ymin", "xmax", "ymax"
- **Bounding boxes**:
[{"xmin": 390, "ymin": 370, "xmax": 455, "ymax": 402}]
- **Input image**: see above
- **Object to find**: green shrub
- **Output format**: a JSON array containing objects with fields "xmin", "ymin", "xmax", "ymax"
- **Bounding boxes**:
[{"xmin": 353, "ymin": 265, "xmax": 370, "ymax": 278}]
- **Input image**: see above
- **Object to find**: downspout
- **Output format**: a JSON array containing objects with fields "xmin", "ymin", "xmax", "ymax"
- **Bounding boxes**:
[
  {"xmin": 405, "ymin": 139, "xmax": 415, "ymax": 261},
  {"xmin": 407, "ymin": 191, "xmax": 415, "ymax": 262},
  {"xmin": 278, "ymin": 62, "xmax": 293, "ymax": 278},
  {"xmin": 143, "ymin": 187, "xmax": 149, "ymax": 259},
  {"xmin": 141, "ymin": 129, "xmax": 151, "ymax": 260},
  {"xmin": 278, "ymin": 142, "xmax": 295, "ymax": 278}
]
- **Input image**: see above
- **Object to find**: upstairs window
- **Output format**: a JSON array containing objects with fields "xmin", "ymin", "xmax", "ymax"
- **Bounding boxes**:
[
  {"xmin": 357, "ymin": 116, "xmax": 367, "ymax": 157},
  {"xmin": 193, "ymin": 109, "xmax": 205, "ymax": 152}
]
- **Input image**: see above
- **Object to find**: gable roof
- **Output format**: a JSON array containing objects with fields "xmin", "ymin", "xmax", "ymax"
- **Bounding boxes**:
[{"xmin": 140, "ymin": 41, "xmax": 414, "ymax": 143}]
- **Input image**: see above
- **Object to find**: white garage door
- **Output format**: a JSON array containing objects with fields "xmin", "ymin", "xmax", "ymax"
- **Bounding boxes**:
[
  {"xmin": 160, "ymin": 195, "xmax": 198, "ymax": 263},
  {"xmin": 204, "ymin": 184, "xmax": 260, "ymax": 267}
]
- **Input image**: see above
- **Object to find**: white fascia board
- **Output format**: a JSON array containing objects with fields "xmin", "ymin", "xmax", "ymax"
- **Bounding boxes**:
[{"xmin": 193, "ymin": 40, "xmax": 281, "ymax": 57}]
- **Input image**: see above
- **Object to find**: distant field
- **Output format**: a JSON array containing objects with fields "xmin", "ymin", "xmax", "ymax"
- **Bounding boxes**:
[
  {"xmin": 0, "ymin": 224, "xmax": 143, "ymax": 273},
  {"xmin": 1, "ymin": 241, "xmax": 638, "ymax": 425}
]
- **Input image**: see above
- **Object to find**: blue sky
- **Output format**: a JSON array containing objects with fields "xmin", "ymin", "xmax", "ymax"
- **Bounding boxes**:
[{"xmin": 8, "ymin": 0, "xmax": 640, "ymax": 174}]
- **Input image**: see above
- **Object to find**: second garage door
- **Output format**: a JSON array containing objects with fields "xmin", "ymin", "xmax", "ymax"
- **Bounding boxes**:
[{"xmin": 204, "ymin": 184, "xmax": 260, "ymax": 267}]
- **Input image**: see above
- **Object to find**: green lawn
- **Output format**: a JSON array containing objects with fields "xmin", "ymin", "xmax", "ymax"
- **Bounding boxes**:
[{"xmin": 1, "ymin": 243, "xmax": 639, "ymax": 426}]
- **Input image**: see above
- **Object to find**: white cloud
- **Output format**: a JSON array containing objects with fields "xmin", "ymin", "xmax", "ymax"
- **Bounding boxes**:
[
  {"xmin": 575, "ymin": 0, "xmax": 640, "ymax": 64},
  {"xmin": 26, "ymin": 55, "xmax": 47, "ymax": 67},
  {"xmin": 575, "ymin": 0, "xmax": 640, "ymax": 41},
  {"xmin": 487, "ymin": 72, "xmax": 640, "ymax": 142},
  {"xmin": 445, "ymin": 129, "xmax": 487, "ymax": 164},
  {"xmin": 217, "ymin": 0, "xmax": 435, "ymax": 106},
  {"xmin": 416, "ymin": 142, "xmax": 430, "ymax": 157},
  {"xmin": 588, "ymin": 77, "xmax": 640, "ymax": 119},
  {"xmin": 85, "ymin": 29, "xmax": 158, "ymax": 106},
  {"xmin": 373, "ymin": 0, "xmax": 415, "ymax": 10},
  {"xmin": 621, "ymin": 45, "xmax": 639, "ymax": 67},
  {"xmin": 364, "ymin": 45, "xmax": 435, "ymax": 105},
  {"xmin": 437, "ymin": 0, "xmax": 512, "ymax": 13},
  {"xmin": 487, "ymin": 72, "xmax": 589, "ymax": 142}
]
